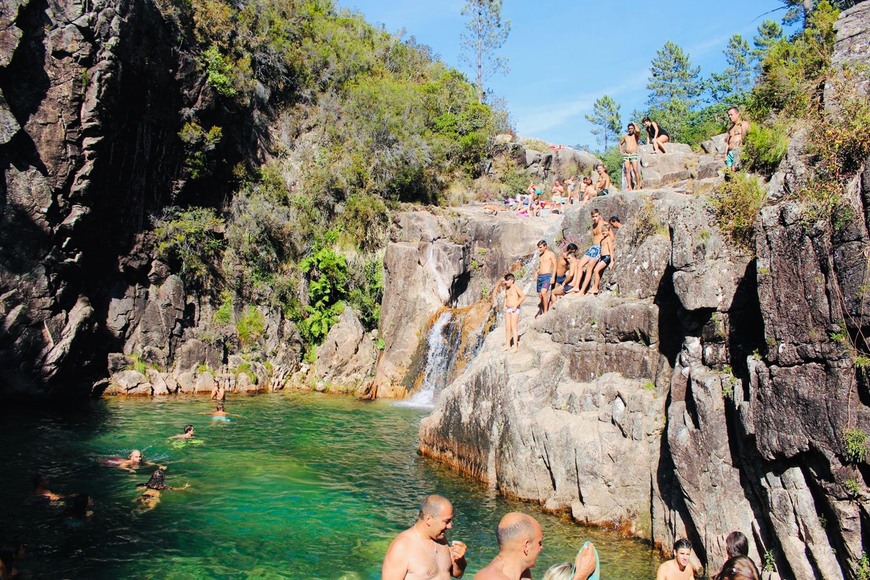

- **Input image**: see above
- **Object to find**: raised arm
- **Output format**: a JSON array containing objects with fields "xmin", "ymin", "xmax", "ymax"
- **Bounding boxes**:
[{"xmin": 573, "ymin": 543, "xmax": 597, "ymax": 580}]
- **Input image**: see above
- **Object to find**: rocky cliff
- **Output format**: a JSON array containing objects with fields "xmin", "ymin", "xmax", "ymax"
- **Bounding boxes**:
[{"xmin": 408, "ymin": 7, "xmax": 870, "ymax": 577}]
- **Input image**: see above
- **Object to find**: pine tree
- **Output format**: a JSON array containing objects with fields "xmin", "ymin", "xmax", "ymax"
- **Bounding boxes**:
[
  {"xmin": 751, "ymin": 20, "xmax": 784, "ymax": 75},
  {"xmin": 778, "ymin": 0, "xmax": 857, "ymax": 28},
  {"xmin": 705, "ymin": 35, "xmax": 753, "ymax": 104},
  {"xmin": 646, "ymin": 41, "xmax": 702, "ymax": 110},
  {"xmin": 459, "ymin": 0, "xmax": 510, "ymax": 102},
  {"xmin": 584, "ymin": 96, "xmax": 622, "ymax": 152}
]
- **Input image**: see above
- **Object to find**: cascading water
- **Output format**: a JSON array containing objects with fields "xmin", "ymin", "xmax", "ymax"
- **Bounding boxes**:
[{"xmin": 395, "ymin": 311, "xmax": 455, "ymax": 409}]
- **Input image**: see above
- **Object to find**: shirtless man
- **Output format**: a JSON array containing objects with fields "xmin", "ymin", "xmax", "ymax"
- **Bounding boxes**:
[
  {"xmin": 656, "ymin": 538, "xmax": 703, "ymax": 580},
  {"xmin": 619, "ymin": 123, "xmax": 642, "ymax": 190},
  {"xmin": 382, "ymin": 494, "xmax": 467, "ymax": 580},
  {"xmin": 535, "ymin": 240, "xmax": 558, "ymax": 316},
  {"xmin": 474, "ymin": 512, "xmax": 596, "ymax": 580},
  {"xmin": 725, "ymin": 107, "xmax": 750, "ymax": 172},
  {"xmin": 575, "ymin": 210, "xmax": 604, "ymax": 295},
  {"xmin": 596, "ymin": 164, "xmax": 612, "ymax": 196},
  {"xmin": 495, "ymin": 273, "xmax": 525, "ymax": 351},
  {"xmin": 551, "ymin": 243, "xmax": 577, "ymax": 303},
  {"xmin": 589, "ymin": 223, "xmax": 614, "ymax": 295},
  {"xmin": 551, "ymin": 244, "xmax": 579, "ymax": 301},
  {"xmin": 115, "ymin": 450, "xmax": 164, "ymax": 473}
]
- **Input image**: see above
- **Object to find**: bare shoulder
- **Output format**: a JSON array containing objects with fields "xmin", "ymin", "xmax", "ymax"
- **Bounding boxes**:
[{"xmin": 475, "ymin": 565, "xmax": 509, "ymax": 580}]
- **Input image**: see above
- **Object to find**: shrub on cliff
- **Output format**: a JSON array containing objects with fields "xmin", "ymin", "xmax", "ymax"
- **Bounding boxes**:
[
  {"xmin": 708, "ymin": 172, "xmax": 765, "ymax": 250},
  {"xmin": 742, "ymin": 119, "xmax": 790, "ymax": 175},
  {"xmin": 155, "ymin": 207, "xmax": 225, "ymax": 292}
]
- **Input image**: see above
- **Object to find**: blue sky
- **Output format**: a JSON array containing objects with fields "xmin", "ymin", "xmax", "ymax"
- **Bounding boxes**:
[{"xmin": 336, "ymin": 0, "xmax": 794, "ymax": 149}]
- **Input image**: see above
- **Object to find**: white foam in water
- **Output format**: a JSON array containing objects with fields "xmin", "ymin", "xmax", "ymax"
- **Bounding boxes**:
[{"xmin": 394, "ymin": 311, "xmax": 453, "ymax": 410}]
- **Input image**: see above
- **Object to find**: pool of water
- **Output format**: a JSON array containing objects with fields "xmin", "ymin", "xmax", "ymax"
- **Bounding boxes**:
[{"xmin": 0, "ymin": 394, "xmax": 659, "ymax": 578}]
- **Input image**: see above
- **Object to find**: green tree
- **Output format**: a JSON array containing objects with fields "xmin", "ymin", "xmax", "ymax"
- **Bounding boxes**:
[
  {"xmin": 706, "ymin": 35, "xmax": 753, "ymax": 104},
  {"xmin": 647, "ymin": 41, "xmax": 702, "ymax": 110},
  {"xmin": 585, "ymin": 95, "xmax": 622, "ymax": 152},
  {"xmin": 751, "ymin": 20, "xmax": 784, "ymax": 75},
  {"xmin": 778, "ymin": 0, "xmax": 859, "ymax": 27},
  {"xmin": 459, "ymin": 0, "xmax": 510, "ymax": 102}
]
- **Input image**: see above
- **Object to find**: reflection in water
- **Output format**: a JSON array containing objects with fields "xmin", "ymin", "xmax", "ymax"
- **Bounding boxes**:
[{"xmin": 0, "ymin": 394, "xmax": 658, "ymax": 578}]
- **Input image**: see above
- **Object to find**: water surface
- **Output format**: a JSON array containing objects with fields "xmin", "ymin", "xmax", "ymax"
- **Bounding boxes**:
[{"xmin": 0, "ymin": 394, "xmax": 658, "ymax": 578}]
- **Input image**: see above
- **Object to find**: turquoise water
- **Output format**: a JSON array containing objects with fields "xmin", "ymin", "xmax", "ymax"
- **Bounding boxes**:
[{"xmin": 0, "ymin": 394, "xmax": 658, "ymax": 578}]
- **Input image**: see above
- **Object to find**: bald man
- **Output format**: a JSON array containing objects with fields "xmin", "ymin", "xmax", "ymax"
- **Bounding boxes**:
[
  {"xmin": 474, "ymin": 513, "xmax": 596, "ymax": 580},
  {"xmin": 382, "ymin": 494, "xmax": 468, "ymax": 579}
]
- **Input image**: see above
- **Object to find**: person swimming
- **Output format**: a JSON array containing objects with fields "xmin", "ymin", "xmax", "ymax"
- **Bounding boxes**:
[
  {"xmin": 169, "ymin": 425, "xmax": 195, "ymax": 440},
  {"xmin": 31, "ymin": 474, "xmax": 62, "ymax": 501},
  {"xmin": 134, "ymin": 469, "xmax": 189, "ymax": 513},
  {"xmin": 102, "ymin": 450, "xmax": 165, "ymax": 472},
  {"xmin": 64, "ymin": 493, "xmax": 94, "ymax": 528}
]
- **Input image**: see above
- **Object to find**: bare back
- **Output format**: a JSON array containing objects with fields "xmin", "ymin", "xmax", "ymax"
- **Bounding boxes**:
[{"xmin": 382, "ymin": 528, "xmax": 454, "ymax": 580}]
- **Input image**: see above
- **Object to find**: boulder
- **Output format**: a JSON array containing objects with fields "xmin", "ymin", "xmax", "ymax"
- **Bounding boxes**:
[
  {"xmin": 638, "ymin": 145, "xmax": 698, "ymax": 189},
  {"xmin": 315, "ymin": 308, "xmax": 378, "ymax": 389},
  {"xmin": 108, "ymin": 370, "xmax": 152, "ymax": 396}
]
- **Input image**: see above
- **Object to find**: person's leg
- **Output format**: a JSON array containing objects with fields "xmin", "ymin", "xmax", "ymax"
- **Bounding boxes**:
[
  {"xmin": 591, "ymin": 261, "xmax": 608, "ymax": 294},
  {"xmin": 509, "ymin": 312, "xmax": 520, "ymax": 350},
  {"xmin": 654, "ymin": 137, "xmax": 666, "ymax": 154},
  {"xmin": 504, "ymin": 312, "xmax": 511, "ymax": 350},
  {"xmin": 578, "ymin": 261, "xmax": 596, "ymax": 294},
  {"xmin": 633, "ymin": 159, "xmax": 642, "ymax": 189},
  {"xmin": 623, "ymin": 160, "xmax": 632, "ymax": 190}
]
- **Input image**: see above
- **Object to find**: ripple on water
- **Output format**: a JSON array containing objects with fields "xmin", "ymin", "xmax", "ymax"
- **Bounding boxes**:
[{"xmin": 0, "ymin": 394, "xmax": 659, "ymax": 578}]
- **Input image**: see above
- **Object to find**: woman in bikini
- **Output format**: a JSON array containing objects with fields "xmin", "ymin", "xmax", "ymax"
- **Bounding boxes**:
[
  {"xmin": 589, "ymin": 224, "xmax": 614, "ymax": 295},
  {"xmin": 642, "ymin": 116, "xmax": 669, "ymax": 154},
  {"xmin": 134, "ymin": 469, "xmax": 189, "ymax": 513}
]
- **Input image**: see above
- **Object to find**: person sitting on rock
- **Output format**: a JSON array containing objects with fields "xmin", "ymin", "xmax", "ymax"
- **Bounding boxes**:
[
  {"xmin": 596, "ymin": 164, "xmax": 611, "ymax": 196},
  {"xmin": 580, "ymin": 176, "xmax": 596, "ymax": 203},
  {"xmin": 619, "ymin": 123, "xmax": 642, "ymax": 190},
  {"xmin": 656, "ymin": 538, "xmax": 703, "ymax": 580},
  {"xmin": 643, "ymin": 116, "xmax": 669, "ymax": 154},
  {"xmin": 551, "ymin": 180, "xmax": 565, "ymax": 212},
  {"xmin": 134, "ymin": 469, "xmax": 189, "ymax": 513},
  {"xmin": 551, "ymin": 244, "xmax": 579, "ymax": 302}
]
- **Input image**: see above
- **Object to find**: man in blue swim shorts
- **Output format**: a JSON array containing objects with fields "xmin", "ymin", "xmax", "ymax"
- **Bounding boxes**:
[
  {"xmin": 576, "ymin": 209, "xmax": 604, "ymax": 295},
  {"xmin": 535, "ymin": 240, "xmax": 557, "ymax": 317}
]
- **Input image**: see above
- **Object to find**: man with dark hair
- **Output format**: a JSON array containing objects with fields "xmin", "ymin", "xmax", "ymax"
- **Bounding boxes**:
[
  {"xmin": 608, "ymin": 216, "xmax": 621, "ymax": 230},
  {"xmin": 656, "ymin": 538, "xmax": 703, "ymax": 579},
  {"xmin": 535, "ymin": 240, "xmax": 557, "ymax": 317},
  {"xmin": 475, "ymin": 512, "xmax": 596, "ymax": 580},
  {"xmin": 725, "ymin": 107, "xmax": 750, "ymax": 172},
  {"xmin": 382, "ymin": 494, "xmax": 467, "ymax": 579}
]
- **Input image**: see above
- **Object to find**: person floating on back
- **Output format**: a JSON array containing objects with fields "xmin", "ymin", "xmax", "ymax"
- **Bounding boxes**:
[
  {"xmin": 619, "ymin": 123, "xmax": 642, "ymax": 190},
  {"xmin": 643, "ymin": 116, "xmax": 669, "ymax": 154}
]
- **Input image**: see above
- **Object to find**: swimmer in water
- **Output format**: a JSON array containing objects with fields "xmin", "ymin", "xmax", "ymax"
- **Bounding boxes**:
[
  {"xmin": 201, "ymin": 402, "xmax": 232, "ymax": 420},
  {"xmin": 31, "ymin": 474, "xmax": 62, "ymax": 501},
  {"xmin": 111, "ymin": 450, "xmax": 165, "ymax": 473},
  {"xmin": 134, "ymin": 470, "xmax": 189, "ymax": 513},
  {"xmin": 168, "ymin": 424, "xmax": 195, "ymax": 440}
]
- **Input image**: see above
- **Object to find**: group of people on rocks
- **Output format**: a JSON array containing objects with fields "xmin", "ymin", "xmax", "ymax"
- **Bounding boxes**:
[
  {"xmin": 509, "ymin": 164, "xmax": 613, "ymax": 217},
  {"xmin": 382, "ymin": 495, "xmax": 761, "ymax": 580},
  {"xmin": 495, "ymin": 210, "xmax": 621, "ymax": 351},
  {"xmin": 507, "ymin": 106, "xmax": 751, "ymax": 208}
]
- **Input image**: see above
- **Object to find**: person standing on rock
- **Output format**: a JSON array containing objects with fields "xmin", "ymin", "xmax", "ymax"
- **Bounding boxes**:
[
  {"xmin": 725, "ymin": 107, "xmax": 750, "ymax": 172},
  {"xmin": 494, "ymin": 273, "xmax": 526, "ymax": 352},
  {"xmin": 643, "ymin": 117, "xmax": 669, "ymax": 154},
  {"xmin": 535, "ymin": 241, "xmax": 558, "ymax": 317},
  {"xmin": 574, "ymin": 210, "xmax": 604, "ymax": 295},
  {"xmin": 656, "ymin": 538, "xmax": 703, "ymax": 580},
  {"xmin": 619, "ymin": 123, "xmax": 642, "ymax": 190},
  {"xmin": 475, "ymin": 512, "xmax": 597, "ymax": 580},
  {"xmin": 381, "ymin": 494, "xmax": 467, "ymax": 579},
  {"xmin": 596, "ymin": 165, "xmax": 611, "ymax": 196},
  {"xmin": 588, "ymin": 224, "xmax": 614, "ymax": 296}
]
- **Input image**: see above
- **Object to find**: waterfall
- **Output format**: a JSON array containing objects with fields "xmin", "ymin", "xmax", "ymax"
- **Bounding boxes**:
[{"xmin": 395, "ymin": 311, "xmax": 455, "ymax": 409}]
